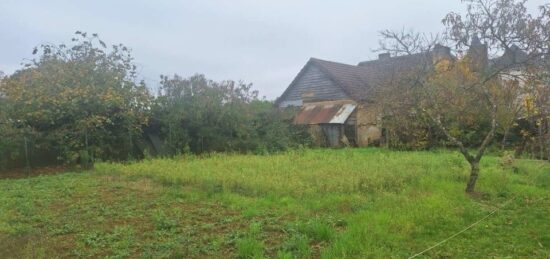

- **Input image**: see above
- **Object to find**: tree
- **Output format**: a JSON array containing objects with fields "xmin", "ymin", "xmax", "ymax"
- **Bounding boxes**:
[
  {"xmin": 0, "ymin": 73, "xmax": 15, "ymax": 168},
  {"xmin": 0, "ymin": 32, "xmax": 152, "ymax": 167},
  {"xmin": 377, "ymin": 0, "xmax": 550, "ymax": 193},
  {"xmin": 521, "ymin": 72, "xmax": 550, "ymax": 160},
  {"xmin": 152, "ymin": 74, "xmax": 309, "ymax": 155},
  {"xmin": 153, "ymin": 74, "xmax": 259, "ymax": 154}
]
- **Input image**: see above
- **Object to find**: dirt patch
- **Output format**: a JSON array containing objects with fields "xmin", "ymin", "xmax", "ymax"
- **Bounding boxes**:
[{"xmin": 0, "ymin": 232, "xmax": 76, "ymax": 259}]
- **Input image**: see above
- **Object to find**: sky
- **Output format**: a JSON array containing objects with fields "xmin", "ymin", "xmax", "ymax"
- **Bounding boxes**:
[{"xmin": 0, "ymin": 0, "xmax": 546, "ymax": 99}]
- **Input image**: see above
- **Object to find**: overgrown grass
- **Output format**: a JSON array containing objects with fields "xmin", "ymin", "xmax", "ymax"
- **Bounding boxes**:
[{"xmin": 0, "ymin": 148, "xmax": 548, "ymax": 258}]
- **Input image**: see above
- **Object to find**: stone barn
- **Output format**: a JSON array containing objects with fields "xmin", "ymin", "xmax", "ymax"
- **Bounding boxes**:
[
  {"xmin": 276, "ymin": 37, "xmax": 529, "ymax": 148},
  {"xmin": 276, "ymin": 45, "xmax": 454, "ymax": 147}
]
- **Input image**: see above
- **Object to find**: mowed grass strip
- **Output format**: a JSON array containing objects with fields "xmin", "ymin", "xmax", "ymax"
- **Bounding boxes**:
[{"xmin": 0, "ymin": 148, "xmax": 549, "ymax": 258}]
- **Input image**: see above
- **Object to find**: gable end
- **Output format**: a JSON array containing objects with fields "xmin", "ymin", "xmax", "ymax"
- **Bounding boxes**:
[{"xmin": 277, "ymin": 61, "xmax": 349, "ymax": 108}]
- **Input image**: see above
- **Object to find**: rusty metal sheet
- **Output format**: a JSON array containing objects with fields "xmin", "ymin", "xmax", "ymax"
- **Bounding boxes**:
[
  {"xmin": 329, "ymin": 104, "xmax": 356, "ymax": 124},
  {"xmin": 294, "ymin": 103, "xmax": 356, "ymax": 125}
]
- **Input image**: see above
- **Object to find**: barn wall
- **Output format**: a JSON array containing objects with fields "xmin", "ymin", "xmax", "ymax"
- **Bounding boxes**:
[
  {"xmin": 344, "ymin": 110, "xmax": 357, "ymax": 146},
  {"xmin": 321, "ymin": 124, "xmax": 343, "ymax": 147},
  {"xmin": 278, "ymin": 65, "xmax": 348, "ymax": 108},
  {"xmin": 356, "ymin": 104, "xmax": 382, "ymax": 147}
]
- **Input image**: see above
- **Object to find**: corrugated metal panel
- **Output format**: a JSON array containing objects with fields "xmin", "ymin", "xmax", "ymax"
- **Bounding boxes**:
[
  {"xmin": 294, "ymin": 103, "xmax": 356, "ymax": 125},
  {"xmin": 329, "ymin": 104, "xmax": 355, "ymax": 124}
]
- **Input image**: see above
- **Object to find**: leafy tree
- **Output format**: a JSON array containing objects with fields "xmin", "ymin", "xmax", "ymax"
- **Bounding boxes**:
[
  {"xmin": 495, "ymin": 75, "xmax": 524, "ymax": 149},
  {"xmin": 0, "ymin": 73, "xmax": 22, "ymax": 169},
  {"xmin": 377, "ymin": 0, "xmax": 550, "ymax": 193},
  {"xmin": 520, "ymin": 72, "xmax": 550, "ymax": 160},
  {"xmin": 0, "ymin": 32, "xmax": 152, "ymax": 167},
  {"xmin": 153, "ymin": 74, "xmax": 257, "ymax": 153},
  {"xmin": 152, "ymin": 74, "xmax": 308, "ymax": 154},
  {"xmin": 247, "ymin": 100, "xmax": 311, "ymax": 153}
]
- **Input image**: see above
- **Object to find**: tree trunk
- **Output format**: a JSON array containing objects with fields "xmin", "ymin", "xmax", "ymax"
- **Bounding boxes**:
[{"xmin": 465, "ymin": 161, "xmax": 480, "ymax": 193}]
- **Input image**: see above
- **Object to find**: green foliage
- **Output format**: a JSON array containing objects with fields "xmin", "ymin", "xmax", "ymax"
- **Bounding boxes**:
[
  {"xmin": 236, "ymin": 222, "xmax": 265, "ymax": 259},
  {"xmin": 382, "ymin": 112, "xmax": 435, "ymax": 150},
  {"xmin": 0, "ymin": 113, "xmax": 23, "ymax": 169},
  {"xmin": 236, "ymin": 237, "xmax": 264, "ymax": 259},
  {"xmin": 152, "ymin": 74, "xmax": 309, "ymax": 155},
  {"xmin": 0, "ymin": 32, "xmax": 152, "ymax": 167},
  {"xmin": 152, "ymin": 210, "xmax": 178, "ymax": 232},
  {"xmin": 0, "ymin": 149, "xmax": 549, "ymax": 257},
  {"xmin": 1, "ymin": 33, "xmax": 308, "ymax": 169},
  {"xmin": 299, "ymin": 219, "xmax": 335, "ymax": 242},
  {"xmin": 278, "ymin": 233, "xmax": 311, "ymax": 258},
  {"xmin": 0, "ymin": 80, "xmax": 19, "ymax": 165}
]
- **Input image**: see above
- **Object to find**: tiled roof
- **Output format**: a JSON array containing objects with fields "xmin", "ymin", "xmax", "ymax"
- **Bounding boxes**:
[
  {"xmin": 309, "ymin": 53, "xmax": 434, "ymax": 101},
  {"xmin": 309, "ymin": 58, "xmax": 371, "ymax": 100},
  {"xmin": 283, "ymin": 42, "xmax": 538, "ymax": 103}
]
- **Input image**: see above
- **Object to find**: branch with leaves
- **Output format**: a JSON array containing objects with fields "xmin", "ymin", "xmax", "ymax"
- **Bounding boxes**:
[{"xmin": 376, "ymin": 0, "xmax": 550, "ymax": 193}]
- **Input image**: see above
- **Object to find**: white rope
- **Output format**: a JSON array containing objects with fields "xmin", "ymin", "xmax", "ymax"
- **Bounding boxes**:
[{"xmin": 408, "ymin": 198, "xmax": 516, "ymax": 259}]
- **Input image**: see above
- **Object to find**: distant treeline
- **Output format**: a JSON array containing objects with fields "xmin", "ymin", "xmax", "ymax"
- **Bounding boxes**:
[{"xmin": 0, "ymin": 32, "xmax": 310, "ymax": 170}]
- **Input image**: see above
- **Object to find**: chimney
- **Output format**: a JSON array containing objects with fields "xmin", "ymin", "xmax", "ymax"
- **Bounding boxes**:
[
  {"xmin": 467, "ymin": 35, "xmax": 488, "ymax": 71},
  {"xmin": 504, "ymin": 45, "xmax": 521, "ymax": 62},
  {"xmin": 432, "ymin": 44, "xmax": 451, "ymax": 62},
  {"xmin": 378, "ymin": 53, "xmax": 391, "ymax": 60},
  {"xmin": 471, "ymin": 34, "xmax": 482, "ymax": 46}
]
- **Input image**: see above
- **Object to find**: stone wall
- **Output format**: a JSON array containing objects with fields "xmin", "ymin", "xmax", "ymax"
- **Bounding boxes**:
[{"xmin": 355, "ymin": 103, "xmax": 382, "ymax": 147}]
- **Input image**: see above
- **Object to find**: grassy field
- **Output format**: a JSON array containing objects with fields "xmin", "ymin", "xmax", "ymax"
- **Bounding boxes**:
[{"xmin": 0, "ymin": 148, "xmax": 549, "ymax": 258}]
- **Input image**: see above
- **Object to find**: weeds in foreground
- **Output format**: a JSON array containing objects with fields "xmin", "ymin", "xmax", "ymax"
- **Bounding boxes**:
[{"xmin": 0, "ymin": 148, "xmax": 548, "ymax": 258}]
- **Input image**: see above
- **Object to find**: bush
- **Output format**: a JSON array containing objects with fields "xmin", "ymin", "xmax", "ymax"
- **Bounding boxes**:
[
  {"xmin": 151, "ymin": 74, "xmax": 310, "ymax": 155},
  {"xmin": 0, "ymin": 32, "xmax": 152, "ymax": 168},
  {"xmin": 0, "ymin": 120, "xmax": 23, "ymax": 170}
]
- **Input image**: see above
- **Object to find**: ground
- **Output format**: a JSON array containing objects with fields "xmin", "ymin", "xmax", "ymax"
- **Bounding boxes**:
[{"xmin": 0, "ymin": 148, "xmax": 549, "ymax": 258}]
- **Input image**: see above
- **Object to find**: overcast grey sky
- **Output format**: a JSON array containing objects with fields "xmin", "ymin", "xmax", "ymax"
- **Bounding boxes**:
[{"xmin": 1, "ymin": 0, "xmax": 546, "ymax": 99}]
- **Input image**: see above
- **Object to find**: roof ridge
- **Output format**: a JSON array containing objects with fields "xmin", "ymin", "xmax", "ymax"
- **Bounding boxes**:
[
  {"xmin": 310, "ymin": 57, "xmax": 359, "ymax": 67},
  {"xmin": 358, "ymin": 52, "xmax": 430, "ymax": 66}
]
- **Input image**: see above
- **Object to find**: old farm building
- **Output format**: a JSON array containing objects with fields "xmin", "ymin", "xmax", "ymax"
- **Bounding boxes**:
[
  {"xmin": 276, "ymin": 38, "xmax": 528, "ymax": 147},
  {"xmin": 276, "ymin": 44, "xmax": 453, "ymax": 147}
]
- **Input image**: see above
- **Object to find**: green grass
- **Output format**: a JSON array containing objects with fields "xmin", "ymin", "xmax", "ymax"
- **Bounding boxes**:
[{"xmin": 0, "ymin": 148, "xmax": 548, "ymax": 258}]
